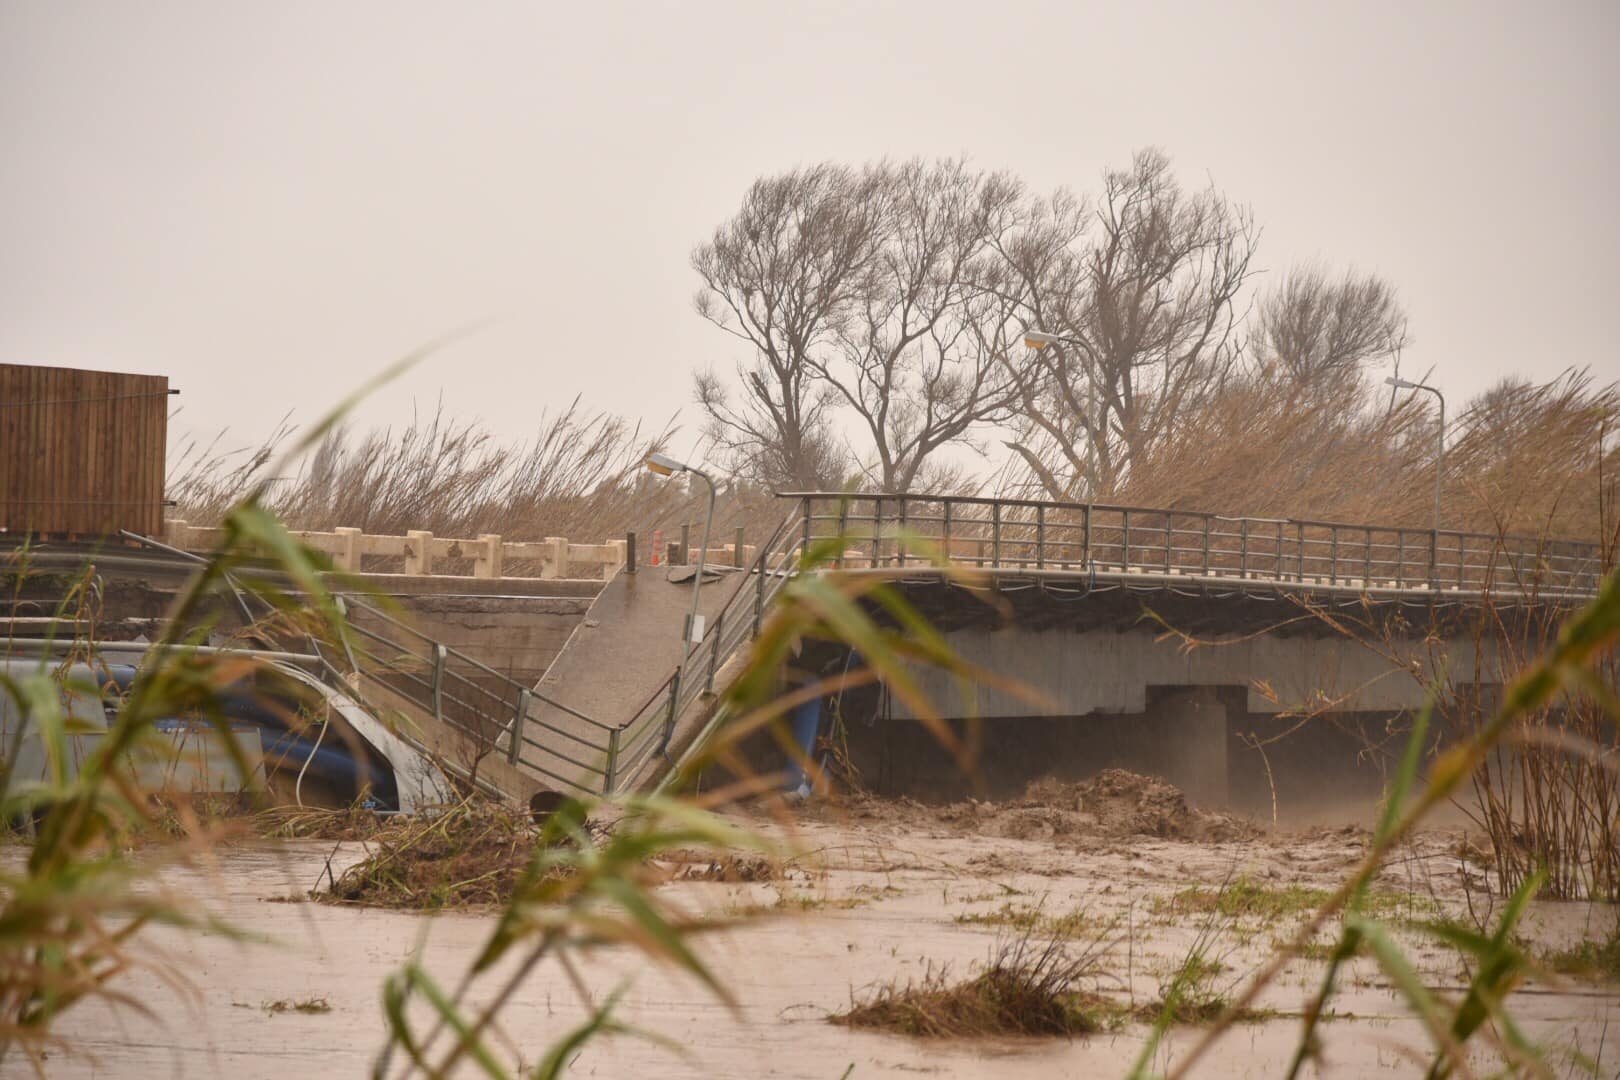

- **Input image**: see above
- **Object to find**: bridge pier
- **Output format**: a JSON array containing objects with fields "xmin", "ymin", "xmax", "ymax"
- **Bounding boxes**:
[{"xmin": 1150, "ymin": 686, "xmax": 1229, "ymax": 809}]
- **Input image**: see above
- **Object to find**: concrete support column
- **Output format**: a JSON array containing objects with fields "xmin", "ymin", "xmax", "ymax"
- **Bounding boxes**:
[{"xmin": 1153, "ymin": 686, "xmax": 1228, "ymax": 808}]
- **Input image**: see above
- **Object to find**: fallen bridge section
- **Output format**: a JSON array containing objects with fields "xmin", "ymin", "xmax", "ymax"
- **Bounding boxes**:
[{"xmin": 524, "ymin": 562, "xmax": 756, "ymax": 793}]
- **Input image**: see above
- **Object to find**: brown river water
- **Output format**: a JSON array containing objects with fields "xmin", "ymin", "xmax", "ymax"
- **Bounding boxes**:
[{"xmin": 26, "ymin": 811, "xmax": 1620, "ymax": 1079}]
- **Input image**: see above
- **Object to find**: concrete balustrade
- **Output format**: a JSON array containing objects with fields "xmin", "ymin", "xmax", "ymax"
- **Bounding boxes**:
[{"xmin": 164, "ymin": 520, "xmax": 628, "ymax": 581}]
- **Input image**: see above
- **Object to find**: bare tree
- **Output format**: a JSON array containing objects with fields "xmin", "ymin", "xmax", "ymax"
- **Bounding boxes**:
[
  {"xmin": 1003, "ymin": 149, "xmax": 1259, "ymax": 499},
  {"xmin": 809, "ymin": 160, "xmax": 1031, "ymax": 493},
  {"xmin": 691, "ymin": 164, "xmax": 882, "ymax": 489},
  {"xmin": 1257, "ymin": 266, "xmax": 1407, "ymax": 390}
]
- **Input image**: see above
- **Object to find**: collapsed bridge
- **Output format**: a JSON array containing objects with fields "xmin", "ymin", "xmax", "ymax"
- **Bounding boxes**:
[
  {"xmin": 296, "ymin": 492, "xmax": 1603, "ymax": 811},
  {"xmin": 9, "ymin": 491, "xmax": 1597, "ymax": 812}
]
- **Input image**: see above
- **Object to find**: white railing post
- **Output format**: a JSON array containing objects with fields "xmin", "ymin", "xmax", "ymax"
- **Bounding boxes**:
[
  {"xmin": 431, "ymin": 643, "xmax": 446, "ymax": 719},
  {"xmin": 603, "ymin": 728, "xmax": 621, "ymax": 793},
  {"xmin": 474, "ymin": 533, "xmax": 503, "ymax": 579},
  {"xmin": 406, "ymin": 530, "xmax": 434, "ymax": 576},
  {"xmin": 540, "ymin": 536, "xmax": 567, "ymax": 580},
  {"xmin": 334, "ymin": 527, "xmax": 361, "ymax": 572},
  {"xmin": 508, "ymin": 688, "xmax": 529, "ymax": 765}
]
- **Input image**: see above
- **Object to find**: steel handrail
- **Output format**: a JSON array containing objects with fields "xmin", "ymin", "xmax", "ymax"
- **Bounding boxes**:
[{"xmin": 778, "ymin": 491, "xmax": 1605, "ymax": 554}]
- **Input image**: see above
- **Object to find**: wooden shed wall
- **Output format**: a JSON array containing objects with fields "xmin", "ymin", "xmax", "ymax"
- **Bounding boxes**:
[{"xmin": 0, "ymin": 363, "xmax": 170, "ymax": 537}]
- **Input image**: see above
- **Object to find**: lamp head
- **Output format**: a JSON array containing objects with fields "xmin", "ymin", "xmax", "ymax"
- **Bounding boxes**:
[
  {"xmin": 1385, "ymin": 376, "xmax": 1421, "ymax": 391},
  {"xmin": 644, "ymin": 452, "xmax": 687, "ymax": 477},
  {"xmin": 1023, "ymin": 330, "xmax": 1061, "ymax": 351}
]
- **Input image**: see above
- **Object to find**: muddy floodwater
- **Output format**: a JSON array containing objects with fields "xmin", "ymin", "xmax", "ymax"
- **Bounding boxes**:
[{"xmin": 38, "ymin": 801, "xmax": 1620, "ymax": 1079}]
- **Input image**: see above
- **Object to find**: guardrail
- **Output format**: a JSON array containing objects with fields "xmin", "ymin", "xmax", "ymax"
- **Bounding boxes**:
[
  {"xmin": 328, "ymin": 594, "xmax": 620, "ymax": 795},
  {"xmin": 782, "ymin": 492, "xmax": 1605, "ymax": 599}
]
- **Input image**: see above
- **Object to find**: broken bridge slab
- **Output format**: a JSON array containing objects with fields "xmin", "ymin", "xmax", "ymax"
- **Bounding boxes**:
[{"xmin": 524, "ymin": 563, "xmax": 752, "ymax": 792}]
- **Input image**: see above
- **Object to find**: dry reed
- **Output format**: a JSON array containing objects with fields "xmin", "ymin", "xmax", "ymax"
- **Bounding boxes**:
[
  {"xmin": 168, "ymin": 399, "xmax": 787, "ymax": 550},
  {"xmin": 172, "ymin": 368, "xmax": 1619, "ymax": 550},
  {"xmin": 1115, "ymin": 367, "xmax": 1619, "ymax": 541}
]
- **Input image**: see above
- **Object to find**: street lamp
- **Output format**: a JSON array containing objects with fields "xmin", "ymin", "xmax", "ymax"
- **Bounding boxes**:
[
  {"xmin": 644, "ymin": 451, "xmax": 717, "ymax": 665},
  {"xmin": 1385, "ymin": 376, "xmax": 1446, "ymax": 535}
]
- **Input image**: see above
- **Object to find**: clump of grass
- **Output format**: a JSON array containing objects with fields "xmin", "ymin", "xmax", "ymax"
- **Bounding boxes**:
[
  {"xmin": 1139, "ymin": 950, "xmax": 1244, "ymax": 1024},
  {"xmin": 955, "ymin": 883, "xmax": 1027, "ymax": 904},
  {"xmin": 1154, "ymin": 877, "xmax": 1438, "ymax": 923},
  {"xmin": 1542, "ymin": 922, "xmax": 1620, "ymax": 983},
  {"xmin": 726, "ymin": 891, "xmax": 867, "ymax": 918},
  {"xmin": 831, "ymin": 934, "xmax": 1124, "ymax": 1038},
  {"xmin": 1155, "ymin": 878, "xmax": 1330, "ymax": 921},
  {"xmin": 265, "ymin": 997, "xmax": 332, "ymax": 1015},
  {"xmin": 1115, "ymin": 366, "xmax": 1618, "ymax": 542},
  {"xmin": 1272, "ymin": 936, "xmax": 1334, "ymax": 963},
  {"xmin": 664, "ymin": 850, "xmax": 779, "ymax": 882},
  {"xmin": 1133, "ymin": 875, "xmax": 1280, "ymax": 1028},
  {"xmin": 254, "ymin": 803, "xmax": 389, "ymax": 842},
  {"xmin": 148, "ymin": 793, "xmax": 260, "ymax": 839},
  {"xmin": 954, "ymin": 900, "xmax": 1092, "ymax": 938},
  {"xmin": 954, "ymin": 901, "xmax": 1041, "ymax": 932},
  {"xmin": 322, "ymin": 801, "xmax": 581, "ymax": 910}
]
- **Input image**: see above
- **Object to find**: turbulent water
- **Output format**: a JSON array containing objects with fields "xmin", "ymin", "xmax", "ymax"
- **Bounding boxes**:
[{"xmin": 37, "ymin": 817, "xmax": 1619, "ymax": 1078}]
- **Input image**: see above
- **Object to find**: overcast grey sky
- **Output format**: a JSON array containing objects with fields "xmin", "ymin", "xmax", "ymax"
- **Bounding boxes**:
[{"xmin": 2, "ymin": 1, "xmax": 1616, "ymax": 465}]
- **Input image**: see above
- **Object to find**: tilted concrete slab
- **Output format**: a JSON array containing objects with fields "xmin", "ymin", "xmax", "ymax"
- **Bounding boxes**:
[{"xmin": 525, "ymin": 564, "xmax": 753, "ymax": 793}]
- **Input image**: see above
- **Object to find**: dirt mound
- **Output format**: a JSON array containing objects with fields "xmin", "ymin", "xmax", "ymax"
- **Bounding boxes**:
[
  {"xmin": 1031, "ymin": 769, "xmax": 1253, "ymax": 842},
  {"xmin": 848, "ymin": 770, "xmax": 1255, "ymax": 844}
]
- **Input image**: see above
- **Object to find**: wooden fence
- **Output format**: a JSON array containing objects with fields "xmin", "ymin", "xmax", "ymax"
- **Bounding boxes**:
[{"xmin": 0, "ymin": 363, "xmax": 171, "ymax": 537}]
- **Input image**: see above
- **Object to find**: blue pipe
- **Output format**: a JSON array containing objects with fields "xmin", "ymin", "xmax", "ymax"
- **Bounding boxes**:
[
  {"xmin": 104, "ymin": 665, "xmax": 398, "ymax": 808},
  {"xmin": 785, "ymin": 696, "xmax": 822, "ymax": 799}
]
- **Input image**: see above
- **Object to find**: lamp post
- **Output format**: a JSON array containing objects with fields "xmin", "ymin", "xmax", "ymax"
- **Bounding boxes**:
[
  {"xmin": 644, "ymin": 451, "xmax": 717, "ymax": 668},
  {"xmin": 1384, "ymin": 376, "xmax": 1446, "ymax": 536}
]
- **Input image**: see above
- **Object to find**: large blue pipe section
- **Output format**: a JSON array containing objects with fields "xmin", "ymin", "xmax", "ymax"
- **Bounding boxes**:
[
  {"xmin": 103, "ymin": 665, "xmax": 398, "ymax": 809},
  {"xmin": 785, "ymin": 696, "xmax": 822, "ymax": 799}
]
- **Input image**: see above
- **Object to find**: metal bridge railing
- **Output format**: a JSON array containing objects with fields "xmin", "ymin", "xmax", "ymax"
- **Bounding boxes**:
[
  {"xmin": 780, "ymin": 492, "xmax": 1605, "ymax": 599},
  {"xmin": 335, "ymin": 595, "xmax": 618, "ymax": 796}
]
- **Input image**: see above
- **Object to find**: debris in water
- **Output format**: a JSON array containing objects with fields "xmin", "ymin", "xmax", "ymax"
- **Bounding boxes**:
[
  {"xmin": 320, "ymin": 801, "xmax": 582, "ymax": 910},
  {"xmin": 829, "ymin": 769, "xmax": 1257, "ymax": 844}
]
